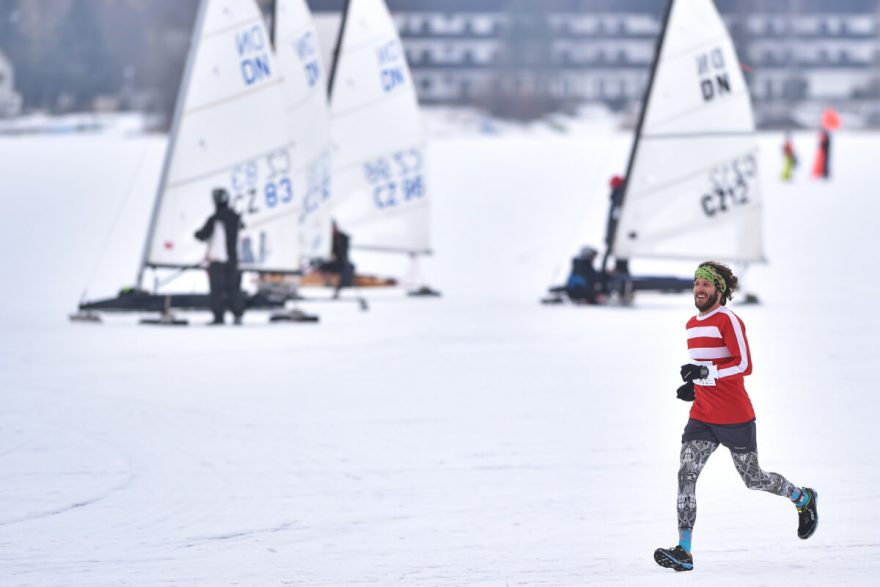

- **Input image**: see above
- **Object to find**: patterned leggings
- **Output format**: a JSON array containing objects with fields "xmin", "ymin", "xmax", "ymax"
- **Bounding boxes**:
[{"xmin": 677, "ymin": 440, "xmax": 796, "ymax": 529}]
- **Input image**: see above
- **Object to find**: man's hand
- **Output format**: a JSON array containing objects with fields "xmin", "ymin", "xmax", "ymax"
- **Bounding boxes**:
[
  {"xmin": 680, "ymin": 363, "xmax": 709, "ymax": 382},
  {"xmin": 676, "ymin": 381, "xmax": 695, "ymax": 402}
]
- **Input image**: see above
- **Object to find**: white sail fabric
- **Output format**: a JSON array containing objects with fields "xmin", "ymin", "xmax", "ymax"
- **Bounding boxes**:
[
  {"xmin": 612, "ymin": 0, "xmax": 764, "ymax": 262},
  {"xmin": 274, "ymin": 0, "xmax": 333, "ymax": 262},
  {"xmin": 146, "ymin": 0, "xmax": 301, "ymax": 272},
  {"xmin": 329, "ymin": 0, "xmax": 430, "ymax": 254}
]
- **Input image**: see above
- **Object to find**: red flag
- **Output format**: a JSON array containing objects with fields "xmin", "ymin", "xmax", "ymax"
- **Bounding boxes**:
[{"xmin": 821, "ymin": 108, "xmax": 841, "ymax": 131}]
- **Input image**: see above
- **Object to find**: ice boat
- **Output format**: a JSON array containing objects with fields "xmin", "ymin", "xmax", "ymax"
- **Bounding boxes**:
[
  {"xmin": 546, "ymin": 0, "xmax": 764, "ymax": 305},
  {"xmin": 74, "ymin": 0, "xmax": 327, "ymax": 323},
  {"xmin": 306, "ymin": 0, "xmax": 439, "ymax": 296}
]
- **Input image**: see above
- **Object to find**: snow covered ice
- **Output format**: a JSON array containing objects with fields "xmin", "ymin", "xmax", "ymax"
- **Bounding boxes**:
[{"xmin": 1, "ymin": 127, "xmax": 879, "ymax": 585}]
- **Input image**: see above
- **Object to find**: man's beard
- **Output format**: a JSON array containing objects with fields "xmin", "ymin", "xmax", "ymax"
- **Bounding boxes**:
[{"xmin": 695, "ymin": 290, "xmax": 720, "ymax": 312}]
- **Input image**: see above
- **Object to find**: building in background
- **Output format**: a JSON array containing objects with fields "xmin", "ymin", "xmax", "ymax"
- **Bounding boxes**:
[
  {"xmin": 310, "ymin": 0, "xmax": 880, "ymax": 125},
  {"xmin": 0, "ymin": 49, "xmax": 23, "ymax": 117},
  {"xmin": 725, "ymin": 5, "xmax": 880, "ymax": 126},
  {"xmin": 1, "ymin": 0, "xmax": 879, "ymax": 127}
]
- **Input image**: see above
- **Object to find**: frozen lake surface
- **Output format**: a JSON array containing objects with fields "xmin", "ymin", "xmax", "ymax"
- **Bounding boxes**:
[{"xmin": 1, "ymin": 129, "xmax": 878, "ymax": 585}]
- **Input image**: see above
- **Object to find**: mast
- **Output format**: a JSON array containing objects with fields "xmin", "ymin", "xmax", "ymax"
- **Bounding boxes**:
[
  {"xmin": 136, "ymin": 0, "xmax": 210, "ymax": 290},
  {"xmin": 600, "ymin": 0, "xmax": 675, "ymax": 274},
  {"xmin": 326, "ymin": 0, "xmax": 352, "ymax": 101},
  {"xmin": 269, "ymin": 0, "xmax": 277, "ymax": 49}
]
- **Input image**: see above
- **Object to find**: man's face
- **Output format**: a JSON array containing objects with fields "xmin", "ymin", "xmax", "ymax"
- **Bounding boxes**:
[{"xmin": 693, "ymin": 277, "xmax": 721, "ymax": 312}]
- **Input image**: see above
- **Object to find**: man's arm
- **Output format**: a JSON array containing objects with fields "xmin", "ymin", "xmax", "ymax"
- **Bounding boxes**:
[
  {"xmin": 194, "ymin": 216, "xmax": 214, "ymax": 241},
  {"xmin": 713, "ymin": 311, "xmax": 751, "ymax": 379}
]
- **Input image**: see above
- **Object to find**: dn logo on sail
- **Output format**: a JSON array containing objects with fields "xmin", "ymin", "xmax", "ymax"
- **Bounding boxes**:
[
  {"xmin": 376, "ymin": 40, "xmax": 406, "ymax": 92},
  {"xmin": 696, "ymin": 48, "xmax": 731, "ymax": 102},
  {"xmin": 236, "ymin": 26, "xmax": 271, "ymax": 86},
  {"xmin": 296, "ymin": 31, "xmax": 321, "ymax": 88}
]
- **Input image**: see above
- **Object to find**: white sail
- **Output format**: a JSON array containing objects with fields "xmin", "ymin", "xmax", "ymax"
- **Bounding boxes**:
[
  {"xmin": 274, "ymin": 0, "xmax": 333, "ymax": 262},
  {"xmin": 611, "ymin": 0, "xmax": 764, "ymax": 263},
  {"xmin": 146, "ymin": 0, "xmax": 301, "ymax": 273},
  {"xmin": 329, "ymin": 0, "xmax": 430, "ymax": 254}
]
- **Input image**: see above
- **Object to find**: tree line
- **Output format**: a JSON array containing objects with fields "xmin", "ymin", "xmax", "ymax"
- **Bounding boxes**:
[{"xmin": 0, "ymin": 0, "xmax": 202, "ymax": 117}]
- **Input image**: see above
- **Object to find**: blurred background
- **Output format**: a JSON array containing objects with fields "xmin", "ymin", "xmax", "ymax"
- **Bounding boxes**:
[
  {"xmin": 2, "ymin": 3, "xmax": 879, "ymax": 584},
  {"xmin": 3, "ymin": 0, "xmax": 880, "ymax": 131}
]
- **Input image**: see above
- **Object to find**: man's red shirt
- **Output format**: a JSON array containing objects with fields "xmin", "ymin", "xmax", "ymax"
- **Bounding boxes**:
[{"xmin": 685, "ymin": 306, "xmax": 756, "ymax": 424}]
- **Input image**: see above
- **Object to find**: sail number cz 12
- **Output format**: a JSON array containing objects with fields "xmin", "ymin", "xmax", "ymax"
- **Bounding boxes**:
[{"xmin": 701, "ymin": 153, "xmax": 757, "ymax": 217}]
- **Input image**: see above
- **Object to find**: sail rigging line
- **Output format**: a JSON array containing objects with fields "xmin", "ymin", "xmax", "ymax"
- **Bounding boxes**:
[
  {"xmin": 164, "ymin": 139, "xmax": 303, "ymax": 190},
  {"xmin": 644, "ymin": 90, "xmax": 752, "ymax": 130},
  {"xmin": 235, "ymin": 207, "xmax": 307, "ymax": 230},
  {"xmin": 184, "ymin": 78, "xmax": 285, "ymax": 117},
  {"xmin": 138, "ymin": 0, "xmax": 211, "ymax": 289},
  {"xmin": 283, "ymin": 84, "xmax": 325, "ymax": 114},
  {"xmin": 661, "ymin": 33, "xmax": 736, "ymax": 62},
  {"xmin": 331, "ymin": 142, "xmax": 426, "ymax": 175},
  {"xmin": 272, "ymin": 1, "xmax": 325, "ymax": 59},
  {"xmin": 276, "ymin": 22, "xmax": 312, "ymax": 44},
  {"xmin": 203, "ymin": 15, "xmax": 266, "ymax": 39},
  {"xmin": 643, "ymin": 130, "xmax": 758, "ymax": 139},
  {"xmin": 331, "ymin": 87, "xmax": 421, "ymax": 120},
  {"xmin": 80, "ymin": 139, "xmax": 155, "ymax": 299},
  {"xmin": 601, "ymin": 0, "xmax": 674, "ymax": 273},
  {"xmin": 153, "ymin": 262, "xmax": 205, "ymax": 289},
  {"xmin": 334, "ymin": 31, "xmax": 402, "ymax": 59},
  {"xmin": 624, "ymin": 148, "xmax": 761, "ymax": 204},
  {"xmin": 147, "ymin": 261, "xmax": 301, "ymax": 276},
  {"xmin": 623, "ymin": 204, "xmax": 762, "ymax": 248}
]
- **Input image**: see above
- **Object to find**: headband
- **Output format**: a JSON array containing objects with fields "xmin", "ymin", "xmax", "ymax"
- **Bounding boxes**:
[{"xmin": 695, "ymin": 265, "xmax": 727, "ymax": 293}]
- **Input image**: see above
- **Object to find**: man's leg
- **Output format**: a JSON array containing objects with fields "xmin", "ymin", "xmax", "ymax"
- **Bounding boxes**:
[
  {"xmin": 226, "ymin": 264, "xmax": 245, "ymax": 322},
  {"xmin": 678, "ymin": 440, "xmax": 719, "ymax": 547},
  {"xmin": 207, "ymin": 263, "xmax": 225, "ymax": 323},
  {"xmin": 730, "ymin": 450, "xmax": 819, "ymax": 538},
  {"xmin": 730, "ymin": 450, "xmax": 795, "ymax": 497},
  {"xmin": 655, "ymin": 439, "xmax": 717, "ymax": 572}
]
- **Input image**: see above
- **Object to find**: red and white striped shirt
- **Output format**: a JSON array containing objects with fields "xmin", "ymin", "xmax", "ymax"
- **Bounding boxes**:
[{"xmin": 685, "ymin": 306, "xmax": 755, "ymax": 424}]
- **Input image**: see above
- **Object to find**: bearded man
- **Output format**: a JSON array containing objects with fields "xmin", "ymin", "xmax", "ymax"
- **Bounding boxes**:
[{"xmin": 654, "ymin": 261, "xmax": 818, "ymax": 572}]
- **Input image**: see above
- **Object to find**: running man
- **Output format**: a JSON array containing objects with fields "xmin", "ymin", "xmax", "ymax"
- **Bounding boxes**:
[{"xmin": 654, "ymin": 261, "xmax": 818, "ymax": 572}]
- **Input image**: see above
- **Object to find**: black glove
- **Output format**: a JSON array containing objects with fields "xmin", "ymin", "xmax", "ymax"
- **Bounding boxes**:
[
  {"xmin": 680, "ymin": 363, "xmax": 709, "ymax": 382},
  {"xmin": 676, "ymin": 381, "xmax": 695, "ymax": 402}
]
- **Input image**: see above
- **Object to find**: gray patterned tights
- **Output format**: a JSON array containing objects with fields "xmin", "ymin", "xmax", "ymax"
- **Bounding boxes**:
[{"xmin": 677, "ymin": 440, "xmax": 796, "ymax": 530}]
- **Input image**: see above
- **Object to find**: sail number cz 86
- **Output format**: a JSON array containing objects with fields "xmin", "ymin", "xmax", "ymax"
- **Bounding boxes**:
[{"xmin": 363, "ymin": 148, "xmax": 425, "ymax": 209}]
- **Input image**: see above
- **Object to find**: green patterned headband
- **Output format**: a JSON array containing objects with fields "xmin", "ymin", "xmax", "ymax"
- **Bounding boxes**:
[{"xmin": 695, "ymin": 265, "xmax": 727, "ymax": 293}]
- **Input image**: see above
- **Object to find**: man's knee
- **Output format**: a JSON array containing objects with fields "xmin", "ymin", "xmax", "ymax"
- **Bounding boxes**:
[{"xmin": 732, "ymin": 452, "xmax": 769, "ymax": 490}]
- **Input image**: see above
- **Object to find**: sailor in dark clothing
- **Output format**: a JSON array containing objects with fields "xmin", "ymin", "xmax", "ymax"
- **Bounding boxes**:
[
  {"xmin": 194, "ymin": 187, "xmax": 245, "ymax": 325},
  {"xmin": 565, "ymin": 246, "xmax": 604, "ymax": 304},
  {"xmin": 318, "ymin": 221, "xmax": 355, "ymax": 298},
  {"xmin": 605, "ymin": 174, "xmax": 630, "ymax": 276}
]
